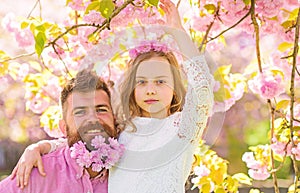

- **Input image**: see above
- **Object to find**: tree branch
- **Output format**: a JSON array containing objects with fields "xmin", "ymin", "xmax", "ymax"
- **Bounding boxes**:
[
  {"xmin": 26, "ymin": 0, "xmax": 41, "ymax": 19},
  {"xmin": 51, "ymin": 44, "xmax": 72, "ymax": 77},
  {"xmin": 1, "ymin": 52, "xmax": 36, "ymax": 63},
  {"xmin": 47, "ymin": 0, "xmax": 134, "ymax": 48},
  {"xmin": 289, "ymin": 7, "xmax": 300, "ymax": 192},
  {"xmin": 208, "ymin": 5, "xmax": 251, "ymax": 42},
  {"xmin": 250, "ymin": 0, "xmax": 279, "ymax": 191},
  {"xmin": 199, "ymin": 4, "xmax": 220, "ymax": 51}
]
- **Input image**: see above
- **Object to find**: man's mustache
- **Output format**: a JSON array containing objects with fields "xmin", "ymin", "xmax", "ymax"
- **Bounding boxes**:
[
  {"xmin": 79, "ymin": 121, "xmax": 116, "ymax": 137},
  {"xmin": 79, "ymin": 122, "xmax": 105, "ymax": 133}
]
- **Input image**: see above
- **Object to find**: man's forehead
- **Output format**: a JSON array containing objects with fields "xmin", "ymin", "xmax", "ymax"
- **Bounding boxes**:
[{"xmin": 67, "ymin": 90, "xmax": 111, "ymax": 107}]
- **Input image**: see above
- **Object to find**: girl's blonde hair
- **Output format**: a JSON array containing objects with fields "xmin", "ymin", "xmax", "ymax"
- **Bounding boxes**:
[{"xmin": 118, "ymin": 50, "xmax": 186, "ymax": 131}]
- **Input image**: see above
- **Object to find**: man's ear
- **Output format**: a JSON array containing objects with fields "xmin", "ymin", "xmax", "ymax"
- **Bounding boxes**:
[{"xmin": 59, "ymin": 120, "xmax": 67, "ymax": 137}]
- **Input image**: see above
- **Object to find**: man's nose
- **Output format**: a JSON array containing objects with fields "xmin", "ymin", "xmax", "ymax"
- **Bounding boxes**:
[{"xmin": 86, "ymin": 110, "xmax": 99, "ymax": 122}]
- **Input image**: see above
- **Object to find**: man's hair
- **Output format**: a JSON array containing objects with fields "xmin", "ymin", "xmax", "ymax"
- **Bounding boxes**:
[{"xmin": 60, "ymin": 70, "xmax": 111, "ymax": 118}]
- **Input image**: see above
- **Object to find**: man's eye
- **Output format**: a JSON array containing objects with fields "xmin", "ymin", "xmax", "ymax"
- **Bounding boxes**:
[
  {"xmin": 74, "ymin": 110, "xmax": 85, "ymax": 116},
  {"xmin": 96, "ymin": 107, "xmax": 109, "ymax": 113}
]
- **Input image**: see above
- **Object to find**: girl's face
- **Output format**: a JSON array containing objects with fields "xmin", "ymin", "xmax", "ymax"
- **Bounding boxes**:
[{"xmin": 134, "ymin": 57, "xmax": 174, "ymax": 118}]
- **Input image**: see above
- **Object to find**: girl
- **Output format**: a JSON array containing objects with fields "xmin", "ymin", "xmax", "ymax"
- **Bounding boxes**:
[{"xmin": 12, "ymin": 0, "xmax": 214, "ymax": 192}]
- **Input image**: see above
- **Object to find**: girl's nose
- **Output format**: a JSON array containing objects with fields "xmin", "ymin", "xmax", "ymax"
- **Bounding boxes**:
[{"xmin": 146, "ymin": 83, "xmax": 157, "ymax": 95}]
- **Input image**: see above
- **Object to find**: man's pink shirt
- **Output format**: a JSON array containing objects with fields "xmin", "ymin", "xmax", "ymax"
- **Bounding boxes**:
[{"xmin": 0, "ymin": 146, "xmax": 108, "ymax": 193}]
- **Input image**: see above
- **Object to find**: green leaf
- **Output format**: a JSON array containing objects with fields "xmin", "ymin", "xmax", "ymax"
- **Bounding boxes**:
[
  {"xmin": 293, "ymin": 126, "xmax": 300, "ymax": 132},
  {"xmin": 204, "ymin": 4, "xmax": 216, "ymax": 14},
  {"xmin": 85, "ymin": 1, "xmax": 101, "ymax": 14},
  {"xmin": 99, "ymin": 0, "xmax": 115, "ymax": 19},
  {"xmin": 215, "ymin": 187, "xmax": 226, "ymax": 193},
  {"xmin": 119, "ymin": 43, "xmax": 127, "ymax": 51},
  {"xmin": 289, "ymin": 8, "xmax": 300, "ymax": 20},
  {"xmin": 273, "ymin": 153, "xmax": 284, "ymax": 162},
  {"xmin": 214, "ymin": 87, "xmax": 231, "ymax": 101},
  {"xmin": 242, "ymin": 0, "xmax": 250, "ymax": 5},
  {"xmin": 66, "ymin": 0, "xmax": 73, "ymax": 6},
  {"xmin": 21, "ymin": 21, "xmax": 29, "ymax": 29},
  {"xmin": 281, "ymin": 20, "xmax": 293, "ymax": 29},
  {"xmin": 277, "ymin": 42, "xmax": 293, "ymax": 52},
  {"xmin": 34, "ymin": 32, "xmax": 46, "ymax": 57},
  {"xmin": 0, "ymin": 62, "xmax": 9, "ymax": 76},
  {"xmin": 275, "ymin": 100, "xmax": 290, "ymax": 110},
  {"xmin": 35, "ymin": 24, "xmax": 46, "ymax": 32},
  {"xmin": 40, "ymin": 105, "xmax": 62, "ymax": 130},
  {"xmin": 232, "ymin": 173, "xmax": 252, "ymax": 185},
  {"xmin": 215, "ymin": 65, "xmax": 232, "ymax": 76},
  {"xmin": 201, "ymin": 183, "xmax": 211, "ymax": 193},
  {"xmin": 111, "ymin": 52, "xmax": 120, "ymax": 62},
  {"xmin": 0, "ymin": 50, "xmax": 10, "ymax": 61},
  {"xmin": 147, "ymin": 0, "xmax": 159, "ymax": 6}
]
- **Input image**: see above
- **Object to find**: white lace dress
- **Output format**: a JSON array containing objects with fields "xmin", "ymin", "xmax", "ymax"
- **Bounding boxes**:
[{"xmin": 108, "ymin": 55, "xmax": 214, "ymax": 193}]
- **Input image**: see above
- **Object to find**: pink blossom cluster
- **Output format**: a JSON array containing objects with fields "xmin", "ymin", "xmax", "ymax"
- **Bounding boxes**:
[
  {"xmin": 286, "ymin": 103, "xmax": 300, "ymax": 126},
  {"xmin": 213, "ymin": 75, "xmax": 246, "ymax": 113},
  {"xmin": 67, "ymin": 0, "xmax": 89, "ymax": 11},
  {"xmin": 83, "ymin": 10, "xmax": 105, "ymax": 25},
  {"xmin": 291, "ymin": 143, "xmax": 300, "ymax": 161},
  {"xmin": 270, "ymin": 137, "xmax": 292, "ymax": 157},
  {"xmin": 270, "ymin": 52, "xmax": 300, "ymax": 88},
  {"xmin": 128, "ymin": 40, "xmax": 169, "ymax": 59},
  {"xmin": 191, "ymin": 164, "xmax": 214, "ymax": 191},
  {"xmin": 70, "ymin": 135, "xmax": 125, "ymax": 172},
  {"xmin": 248, "ymin": 72, "xmax": 285, "ymax": 99},
  {"xmin": 1, "ymin": 13, "xmax": 34, "ymax": 48},
  {"xmin": 193, "ymin": 164, "xmax": 210, "ymax": 178},
  {"xmin": 26, "ymin": 93, "xmax": 50, "ymax": 114},
  {"xmin": 43, "ymin": 76, "xmax": 62, "ymax": 100},
  {"xmin": 109, "ymin": 1, "xmax": 163, "ymax": 29},
  {"xmin": 219, "ymin": 0, "xmax": 249, "ymax": 28},
  {"xmin": 242, "ymin": 151, "xmax": 270, "ymax": 180},
  {"xmin": 271, "ymin": 137, "xmax": 300, "ymax": 161},
  {"xmin": 255, "ymin": 0, "xmax": 284, "ymax": 18}
]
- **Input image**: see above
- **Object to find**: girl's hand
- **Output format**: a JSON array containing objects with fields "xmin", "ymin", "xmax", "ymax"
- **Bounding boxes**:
[
  {"xmin": 159, "ymin": 0, "xmax": 184, "ymax": 30},
  {"xmin": 10, "ymin": 143, "xmax": 46, "ymax": 189}
]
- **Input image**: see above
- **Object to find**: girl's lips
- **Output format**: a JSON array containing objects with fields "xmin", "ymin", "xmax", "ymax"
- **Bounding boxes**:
[{"xmin": 144, "ymin": 99, "xmax": 159, "ymax": 104}]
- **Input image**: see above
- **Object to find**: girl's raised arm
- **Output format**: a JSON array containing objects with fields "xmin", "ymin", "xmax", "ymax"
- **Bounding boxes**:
[
  {"xmin": 159, "ymin": 0, "xmax": 199, "ymax": 58},
  {"xmin": 160, "ymin": 0, "xmax": 214, "ymax": 141}
]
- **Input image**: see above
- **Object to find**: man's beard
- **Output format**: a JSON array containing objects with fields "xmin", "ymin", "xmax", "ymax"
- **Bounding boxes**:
[{"xmin": 67, "ymin": 121, "xmax": 116, "ymax": 151}]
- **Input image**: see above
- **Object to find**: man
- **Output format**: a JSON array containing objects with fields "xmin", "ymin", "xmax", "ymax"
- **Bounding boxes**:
[{"xmin": 0, "ymin": 70, "xmax": 118, "ymax": 193}]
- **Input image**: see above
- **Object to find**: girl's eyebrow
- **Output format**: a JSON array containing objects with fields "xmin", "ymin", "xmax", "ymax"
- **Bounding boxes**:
[{"xmin": 136, "ymin": 75, "xmax": 170, "ymax": 79}]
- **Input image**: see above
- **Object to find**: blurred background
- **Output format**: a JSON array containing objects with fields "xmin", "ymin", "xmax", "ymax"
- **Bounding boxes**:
[{"xmin": 0, "ymin": 1, "xmax": 294, "ymax": 189}]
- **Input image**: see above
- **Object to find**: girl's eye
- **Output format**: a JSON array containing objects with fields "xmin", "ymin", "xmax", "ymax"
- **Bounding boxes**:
[
  {"xmin": 136, "ymin": 80, "xmax": 146, "ymax": 85},
  {"xmin": 155, "ymin": 80, "xmax": 166, "ymax": 84}
]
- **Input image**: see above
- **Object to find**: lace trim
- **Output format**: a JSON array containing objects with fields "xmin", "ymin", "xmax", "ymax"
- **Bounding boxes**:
[{"xmin": 178, "ymin": 55, "xmax": 214, "ymax": 142}]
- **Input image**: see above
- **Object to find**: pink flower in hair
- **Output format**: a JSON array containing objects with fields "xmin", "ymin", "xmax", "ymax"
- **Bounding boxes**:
[{"xmin": 129, "ymin": 40, "xmax": 170, "ymax": 59}]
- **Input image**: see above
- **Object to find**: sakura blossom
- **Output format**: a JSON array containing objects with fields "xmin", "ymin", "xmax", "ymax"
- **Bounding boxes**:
[
  {"xmin": 248, "ymin": 72, "xmax": 285, "ymax": 99},
  {"xmin": 70, "ymin": 135, "xmax": 125, "ymax": 172}
]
